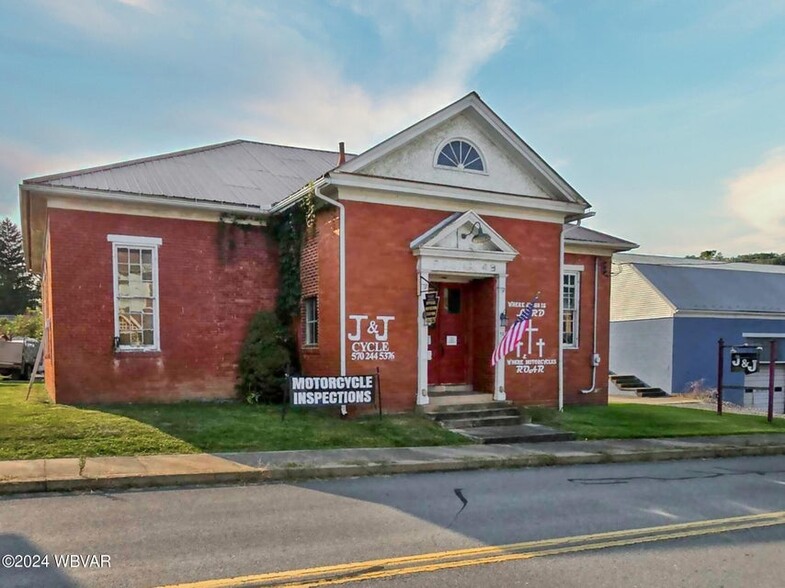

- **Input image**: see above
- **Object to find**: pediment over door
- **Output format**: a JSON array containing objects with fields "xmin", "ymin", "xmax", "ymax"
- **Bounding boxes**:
[{"xmin": 410, "ymin": 210, "xmax": 518, "ymax": 265}]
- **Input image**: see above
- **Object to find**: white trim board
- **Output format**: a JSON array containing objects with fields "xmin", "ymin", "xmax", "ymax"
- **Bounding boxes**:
[
  {"xmin": 330, "ymin": 173, "xmax": 585, "ymax": 215},
  {"xmin": 107, "ymin": 234, "xmax": 163, "ymax": 246},
  {"xmin": 334, "ymin": 185, "xmax": 570, "ymax": 224}
]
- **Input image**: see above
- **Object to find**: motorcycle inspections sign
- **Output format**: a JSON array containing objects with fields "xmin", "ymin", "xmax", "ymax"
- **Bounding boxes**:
[{"xmin": 289, "ymin": 375, "xmax": 377, "ymax": 407}]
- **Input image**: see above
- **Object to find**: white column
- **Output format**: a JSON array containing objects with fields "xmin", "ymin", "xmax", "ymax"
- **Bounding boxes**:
[
  {"xmin": 416, "ymin": 266, "xmax": 430, "ymax": 406},
  {"xmin": 494, "ymin": 272, "xmax": 507, "ymax": 401}
]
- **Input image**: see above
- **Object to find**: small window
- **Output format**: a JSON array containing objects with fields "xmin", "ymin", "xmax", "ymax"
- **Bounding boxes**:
[
  {"xmin": 446, "ymin": 288, "xmax": 461, "ymax": 314},
  {"xmin": 562, "ymin": 272, "xmax": 580, "ymax": 348},
  {"xmin": 304, "ymin": 297, "xmax": 318, "ymax": 346},
  {"xmin": 436, "ymin": 139, "xmax": 485, "ymax": 172}
]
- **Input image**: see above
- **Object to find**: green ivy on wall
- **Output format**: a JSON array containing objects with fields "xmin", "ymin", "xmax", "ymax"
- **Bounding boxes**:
[
  {"xmin": 269, "ymin": 185, "xmax": 316, "ymax": 324},
  {"xmin": 216, "ymin": 187, "xmax": 315, "ymax": 325}
]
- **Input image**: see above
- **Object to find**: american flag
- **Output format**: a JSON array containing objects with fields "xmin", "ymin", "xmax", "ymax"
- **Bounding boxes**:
[{"xmin": 491, "ymin": 297, "xmax": 537, "ymax": 366}]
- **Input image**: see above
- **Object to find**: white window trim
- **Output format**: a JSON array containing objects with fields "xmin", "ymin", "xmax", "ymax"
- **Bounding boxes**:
[
  {"xmin": 107, "ymin": 234, "xmax": 163, "ymax": 246},
  {"xmin": 563, "ymin": 270, "xmax": 580, "ymax": 350},
  {"xmin": 433, "ymin": 137, "xmax": 489, "ymax": 175},
  {"xmin": 304, "ymin": 297, "xmax": 318, "ymax": 346},
  {"xmin": 108, "ymin": 235, "xmax": 162, "ymax": 352}
]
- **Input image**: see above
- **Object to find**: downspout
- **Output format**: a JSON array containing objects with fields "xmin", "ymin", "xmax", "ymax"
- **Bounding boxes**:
[
  {"xmin": 581, "ymin": 257, "xmax": 599, "ymax": 394},
  {"xmin": 313, "ymin": 185, "xmax": 346, "ymax": 378},
  {"xmin": 558, "ymin": 225, "xmax": 565, "ymax": 411},
  {"xmin": 560, "ymin": 212, "xmax": 595, "ymax": 411}
]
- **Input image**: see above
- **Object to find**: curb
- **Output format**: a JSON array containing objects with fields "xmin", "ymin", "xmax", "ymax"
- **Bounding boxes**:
[{"xmin": 3, "ymin": 444, "xmax": 785, "ymax": 496}]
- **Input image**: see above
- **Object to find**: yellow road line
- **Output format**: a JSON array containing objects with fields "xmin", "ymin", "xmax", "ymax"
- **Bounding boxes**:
[
  {"xmin": 158, "ymin": 510, "xmax": 785, "ymax": 588},
  {"xmin": 279, "ymin": 518, "xmax": 785, "ymax": 587}
]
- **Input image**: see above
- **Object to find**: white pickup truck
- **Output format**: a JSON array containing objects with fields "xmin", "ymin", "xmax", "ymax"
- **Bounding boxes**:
[{"xmin": 0, "ymin": 338, "xmax": 40, "ymax": 380}]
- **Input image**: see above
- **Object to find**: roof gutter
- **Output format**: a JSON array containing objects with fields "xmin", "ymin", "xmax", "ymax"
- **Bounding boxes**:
[
  {"xmin": 21, "ymin": 183, "xmax": 269, "ymax": 217},
  {"xmin": 269, "ymin": 177, "xmax": 329, "ymax": 214}
]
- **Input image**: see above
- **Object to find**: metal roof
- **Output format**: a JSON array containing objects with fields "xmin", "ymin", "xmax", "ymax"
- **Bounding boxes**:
[
  {"xmin": 633, "ymin": 262, "xmax": 785, "ymax": 313},
  {"xmin": 617, "ymin": 253, "xmax": 785, "ymax": 274},
  {"xmin": 564, "ymin": 225, "xmax": 638, "ymax": 251},
  {"xmin": 23, "ymin": 140, "xmax": 354, "ymax": 210}
]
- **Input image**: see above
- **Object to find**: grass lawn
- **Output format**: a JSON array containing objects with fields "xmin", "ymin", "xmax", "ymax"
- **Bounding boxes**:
[
  {"xmin": 0, "ymin": 382, "xmax": 469, "ymax": 461},
  {"xmin": 530, "ymin": 403, "xmax": 785, "ymax": 439}
]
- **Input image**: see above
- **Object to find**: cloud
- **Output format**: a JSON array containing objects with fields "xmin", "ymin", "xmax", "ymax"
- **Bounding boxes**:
[
  {"xmin": 2, "ymin": 0, "xmax": 527, "ymax": 219},
  {"xmin": 32, "ymin": 0, "xmax": 163, "ymax": 39},
  {"xmin": 231, "ymin": 0, "xmax": 525, "ymax": 152},
  {"xmin": 724, "ymin": 147, "xmax": 785, "ymax": 250},
  {"xmin": 0, "ymin": 140, "xmax": 124, "ymax": 219}
]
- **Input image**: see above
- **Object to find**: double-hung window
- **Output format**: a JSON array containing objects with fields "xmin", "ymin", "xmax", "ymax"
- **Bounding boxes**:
[
  {"xmin": 304, "ymin": 297, "xmax": 318, "ymax": 346},
  {"xmin": 562, "ymin": 271, "xmax": 580, "ymax": 348},
  {"xmin": 108, "ymin": 235, "xmax": 161, "ymax": 351}
]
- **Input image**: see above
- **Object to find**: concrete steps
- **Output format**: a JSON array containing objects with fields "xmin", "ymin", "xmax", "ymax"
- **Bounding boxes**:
[
  {"xmin": 609, "ymin": 374, "xmax": 668, "ymax": 398},
  {"xmin": 424, "ymin": 393, "xmax": 575, "ymax": 443},
  {"xmin": 461, "ymin": 423, "xmax": 576, "ymax": 444}
]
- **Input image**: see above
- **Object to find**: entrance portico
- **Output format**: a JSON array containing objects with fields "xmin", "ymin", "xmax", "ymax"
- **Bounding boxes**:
[{"xmin": 411, "ymin": 211, "xmax": 518, "ymax": 406}]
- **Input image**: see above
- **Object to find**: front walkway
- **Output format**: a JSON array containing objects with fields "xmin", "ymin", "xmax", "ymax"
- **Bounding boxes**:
[{"xmin": 3, "ymin": 433, "xmax": 785, "ymax": 496}]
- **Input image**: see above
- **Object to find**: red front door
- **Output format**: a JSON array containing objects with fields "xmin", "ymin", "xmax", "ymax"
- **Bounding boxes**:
[{"xmin": 428, "ymin": 283, "xmax": 470, "ymax": 385}]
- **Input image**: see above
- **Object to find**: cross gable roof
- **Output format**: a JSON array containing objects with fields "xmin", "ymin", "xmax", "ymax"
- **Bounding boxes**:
[{"xmin": 337, "ymin": 92, "xmax": 589, "ymax": 207}]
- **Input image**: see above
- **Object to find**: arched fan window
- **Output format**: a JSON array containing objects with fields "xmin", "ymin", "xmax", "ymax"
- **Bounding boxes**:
[{"xmin": 436, "ymin": 139, "xmax": 485, "ymax": 172}]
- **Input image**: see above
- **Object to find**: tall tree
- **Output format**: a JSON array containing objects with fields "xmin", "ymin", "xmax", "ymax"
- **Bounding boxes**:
[{"xmin": 0, "ymin": 218, "xmax": 40, "ymax": 314}]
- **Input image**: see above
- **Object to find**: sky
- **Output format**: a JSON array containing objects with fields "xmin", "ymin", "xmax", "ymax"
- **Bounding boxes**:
[{"xmin": 1, "ymin": 0, "xmax": 784, "ymax": 256}]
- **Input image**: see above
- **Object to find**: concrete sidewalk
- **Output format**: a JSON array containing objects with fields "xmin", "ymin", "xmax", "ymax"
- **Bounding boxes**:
[{"xmin": 3, "ymin": 433, "xmax": 785, "ymax": 495}]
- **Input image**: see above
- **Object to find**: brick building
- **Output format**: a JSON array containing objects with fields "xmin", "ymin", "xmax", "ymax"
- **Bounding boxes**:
[{"xmin": 20, "ymin": 93, "xmax": 636, "ymax": 408}]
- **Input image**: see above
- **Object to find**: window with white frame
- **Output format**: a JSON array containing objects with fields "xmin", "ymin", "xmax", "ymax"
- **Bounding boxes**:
[
  {"xmin": 435, "ymin": 139, "xmax": 485, "ymax": 172},
  {"xmin": 304, "ymin": 297, "xmax": 318, "ymax": 346},
  {"xmin": 108, "ymin": 235, "xmax": 161, "ymax": 351},
  {"xmin": 562, "ymin": 271, "xmax": 580, "ymax": 348}
]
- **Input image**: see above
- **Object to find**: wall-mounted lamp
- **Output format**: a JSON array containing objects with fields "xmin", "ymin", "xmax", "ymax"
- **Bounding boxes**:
[
  {"xmin": 499, "ymin": 312, "xmax": 508, "ymax": 328},
  {"xmin": 462, "ymin": 222, "xmax": 492, "ymax": 245}
]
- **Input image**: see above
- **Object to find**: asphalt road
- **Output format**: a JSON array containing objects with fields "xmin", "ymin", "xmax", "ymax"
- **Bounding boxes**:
[{"xmin": 1, "ymin": 455, "xmax": 784, "ymax": 587}]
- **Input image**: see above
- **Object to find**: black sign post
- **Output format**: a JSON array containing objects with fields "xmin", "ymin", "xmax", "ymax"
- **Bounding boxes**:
[
  {"xmin": 376, "ymin": 366, "xmax": 383, "ymax": 421},
  {"xmin": 768, "ymin": 340, "xmax": 777, "ymax": 423},
  {"xmin": 718, "ymin": 342, "xmax": 767, "ymax": 417},
  {"xmin": 717, "ymin": 338, "xmax": 725, "ymax": 416}
]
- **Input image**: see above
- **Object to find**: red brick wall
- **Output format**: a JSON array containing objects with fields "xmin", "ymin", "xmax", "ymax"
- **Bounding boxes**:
[
  {"xmin": 309, "ymin": 201, "xmax": 614, "ymax": 411},
  {"xmin": 299, "ymin": 209, "xmax": 341, "ymax": 377},
  {"xmin": 491, "ymin": 216, "xmax": 562, "ymax": 407},
  {"xmin": 47, "ymin": 208, "xmax": 278, "ymax": 404},
  {"xmin": 341, "ymin": 201, "xmax": 445, "ymax": 410},
  {"xmin": 333, "ymin": 201, "xmax": 566, "ymax": 410},
  {"xmin": 563, "ymin": 253, "xmax": 611, "ymax": 405}
]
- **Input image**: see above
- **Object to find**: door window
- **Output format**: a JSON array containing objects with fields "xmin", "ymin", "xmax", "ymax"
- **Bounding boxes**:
[{"xmin": 445, "ymin": 288, "xmax": 461, "ymax": 314}]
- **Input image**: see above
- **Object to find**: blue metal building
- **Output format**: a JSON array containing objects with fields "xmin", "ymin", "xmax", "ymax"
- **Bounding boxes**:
[{"xmin": 609, "ymin": 254, "xmax": 785, "ymax": 405}]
